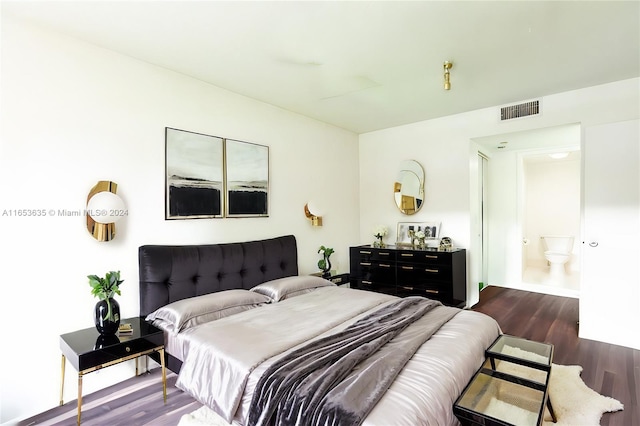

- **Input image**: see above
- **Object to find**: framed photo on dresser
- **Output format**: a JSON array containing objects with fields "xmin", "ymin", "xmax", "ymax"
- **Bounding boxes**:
[{"xmin": 396, "ymin": 221, "xmax": 441, "ymax": 245}]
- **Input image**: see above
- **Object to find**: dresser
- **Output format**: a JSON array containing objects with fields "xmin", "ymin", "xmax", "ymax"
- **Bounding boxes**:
[{"xmin": 349, "ymin": 245, "xmax": 466, "ymax": 307}]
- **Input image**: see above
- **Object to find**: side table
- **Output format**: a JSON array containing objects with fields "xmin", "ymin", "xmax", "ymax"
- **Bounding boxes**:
[
  {"xmin": 59, "ymin": 316, "xmax": 166, "ymax": 425},
  {"xmin": 310, "ymin": 272, "xmax": 350, "ymax": 286},
  {"xmin": 327, "ymin": 273, "xmax": 350, "ymax": 286},
  {"xmin": 454, "ymin": 334, "xmax": 556, "ymax": 426}
]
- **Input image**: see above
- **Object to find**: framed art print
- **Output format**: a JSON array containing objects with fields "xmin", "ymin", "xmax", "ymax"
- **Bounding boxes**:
[
  {"xmin": 165, "ymin": 127, "xmax": 224, "ymax": 219},
  {"xmin": 396, "ymin": 221, "xmax": 441, "ymax": 245},
  {"xmin": 225, "ymin": 139, "xmax": 269, "ymax": 217}
]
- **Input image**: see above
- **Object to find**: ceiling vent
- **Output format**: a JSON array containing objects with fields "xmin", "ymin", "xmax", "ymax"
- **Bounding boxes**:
[{"xmin": 500, "ymin": 100, "xmax": 540, "ymax": 121}]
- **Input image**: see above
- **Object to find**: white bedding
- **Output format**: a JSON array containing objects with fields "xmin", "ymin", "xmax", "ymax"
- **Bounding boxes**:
[{"xmin": 172, "ymin": 287, "xmax": 501, "ymax": 426}]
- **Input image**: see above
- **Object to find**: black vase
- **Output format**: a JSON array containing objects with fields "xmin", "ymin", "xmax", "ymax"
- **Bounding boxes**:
[
  {"xmin": 321, "ymin": 257, "xmax": 332, "ymax": 278},
  {"xmin": 94, "ymin": 297, "xmax": 121, "ymax": 335}
]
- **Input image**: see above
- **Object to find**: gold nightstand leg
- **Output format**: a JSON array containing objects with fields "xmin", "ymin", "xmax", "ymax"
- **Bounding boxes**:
[
  {"xmin": 77, "ymin": 373, "xmax": 83, "ymax": 425},
  {"xmin": 59, "ymin": 355, "xmax": 66, "ymax": 406},
  {"xmin": 160, "ymin": 348, "xmax": 167, "ymax": 403}
]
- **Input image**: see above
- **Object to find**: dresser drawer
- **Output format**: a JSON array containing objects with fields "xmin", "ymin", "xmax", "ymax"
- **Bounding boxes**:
[
  {"xmin": 354, "ymin": 248, "xmax": 396, "ymax": 262},
  {"xmin": 77, "ymin": 335, "xmax": 162, "ymax": 371},
  {"xmin": 356, "ymin": 279, "xmax": 396, "ymax": 295},
  {"xmin": 396, "ymin": 283, "xmax": 451, "ymax": 302},
  {"xmin": 357, "ymin": 260, "xmax": 395, "ymax": 283},
  {"xmin": 397, "ymin": 251, "xmax": 452, "ymax": 266},
  {"xmin": 397, "ymin": 262, "xmax": 452, "ymax": 283}
]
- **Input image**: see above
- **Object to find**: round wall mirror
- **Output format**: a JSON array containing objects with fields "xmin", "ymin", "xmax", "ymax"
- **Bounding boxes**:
[{"xmin": 394, "ymin": 160, "xmax": 424, "ymax": 215}]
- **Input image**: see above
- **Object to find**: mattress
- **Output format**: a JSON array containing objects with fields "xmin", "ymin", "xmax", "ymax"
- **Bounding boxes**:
[{"xmin": 169, "ymin": 287, "xmax": 500, "ymax": 426}]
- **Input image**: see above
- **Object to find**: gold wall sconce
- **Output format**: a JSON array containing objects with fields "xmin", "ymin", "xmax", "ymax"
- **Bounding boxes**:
[
  {"xmin": 86, "ymin": 181, "xmax": 125, "ymax": 242},
  {"xmin": 304, "ymin": 202, "xmax": 323, "ymax": 226},
  {"xmin": 443, "ymin": 61, "xmax": 453, "ymax": 90}
]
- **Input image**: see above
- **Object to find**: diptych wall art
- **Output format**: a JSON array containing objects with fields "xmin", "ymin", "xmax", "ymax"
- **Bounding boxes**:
[
  {"xmin": 165, "ymin": 128, "xmax": 269, "ymax": 220},
  {"xmin": 225, "ymin": 139, "xmax": 269, "ymax": 217},
  {"xmin": 165, "ymin": 128, "xmax": 224, "ymax": 219}
]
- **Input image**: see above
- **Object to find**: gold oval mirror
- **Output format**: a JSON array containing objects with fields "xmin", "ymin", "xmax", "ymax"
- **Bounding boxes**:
[{"xmin": 394, "ymin": 160, "xmax": 424, "ymax": 215}]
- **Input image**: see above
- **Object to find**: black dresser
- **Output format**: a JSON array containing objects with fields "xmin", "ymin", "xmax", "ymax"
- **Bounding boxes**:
[{"xmin": 349, "ymin": 245, "xmax": 467, "ymax": 308}]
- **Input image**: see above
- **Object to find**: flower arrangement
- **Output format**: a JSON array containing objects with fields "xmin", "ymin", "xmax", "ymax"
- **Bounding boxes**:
[
  {"xmin": 373, "ymin": 225, "xmax": 388, "ymax": 239},
  {"xmin": 413, "ymin": 230, "xmax": 426, "ymax": 248},
  {"xmin": 373, "ymin": 225, "xmax": 388, "ymax": 247}
]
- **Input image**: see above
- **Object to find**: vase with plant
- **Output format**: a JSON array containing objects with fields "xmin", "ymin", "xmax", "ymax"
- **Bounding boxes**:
[
  {"xmin": 415, "ymin": 230, "xmax": 426, "ymax": 249},
  {"xmin": 373, "ymin": 225, "xmax": 388, "ymax": 248},
  {"xmin": 88, "ymin": 270, "xmax": 123, "ymax": 335},
  {"xmin": 317, "ymin": 245, "xmax": 334, "ymax": 278}
]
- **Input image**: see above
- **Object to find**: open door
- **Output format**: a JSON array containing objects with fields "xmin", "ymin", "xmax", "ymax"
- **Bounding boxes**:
[{"xmin": 580, "ymin": 119, "xmax": 640, "ymax": 350}]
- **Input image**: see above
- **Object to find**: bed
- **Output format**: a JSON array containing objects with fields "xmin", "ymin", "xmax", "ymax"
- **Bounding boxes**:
[{"xmin": 139, "ymin": 235, "xmax": 501, "ymax": 426}]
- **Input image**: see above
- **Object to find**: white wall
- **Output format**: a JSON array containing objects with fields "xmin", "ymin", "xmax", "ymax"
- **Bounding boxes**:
[
  {"xmin": 358, "ymin": 78, "xmax": 640, "ymax": 321},
  {"xmin": 0, "ymin": 16, "xmax": 360, "ymax": 423}
]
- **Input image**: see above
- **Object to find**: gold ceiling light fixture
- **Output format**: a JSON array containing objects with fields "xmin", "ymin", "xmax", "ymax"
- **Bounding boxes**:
[{"xmin": 443, "ymin": 61, "xmax": 453, "ymax": 90}]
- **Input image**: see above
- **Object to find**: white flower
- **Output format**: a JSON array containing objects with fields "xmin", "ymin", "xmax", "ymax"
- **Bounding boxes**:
[
  {"xmin": 373, "ymin": 225, "xmax": 388, "ymax": 238},
  {"xmin": 415, "ymin": 230, "xmax": 425, "ymax": 239}
]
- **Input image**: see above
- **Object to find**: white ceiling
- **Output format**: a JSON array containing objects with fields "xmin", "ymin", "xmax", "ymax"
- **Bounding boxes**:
[{"xmin": 3, "ymin": 1, "xmax": 639, "ymax": 134}]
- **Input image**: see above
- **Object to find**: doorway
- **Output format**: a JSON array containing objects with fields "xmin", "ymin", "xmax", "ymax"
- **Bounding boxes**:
[
  {"xmin": 472, "ymin": 123, "xmax": 581, "ymax": 298},
  {"xmin": 520, "ymin": 149, "xmax": 581, "ymax": 297}
]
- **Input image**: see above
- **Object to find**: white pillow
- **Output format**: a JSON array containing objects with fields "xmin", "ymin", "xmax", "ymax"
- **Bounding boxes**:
[
  {"xmin": 145, "ymin": 289, "xmax": 270, "ymax": 333},
  {"xmin": 250, "ymin": 275, "xmax": 335, "ymax": 302}
]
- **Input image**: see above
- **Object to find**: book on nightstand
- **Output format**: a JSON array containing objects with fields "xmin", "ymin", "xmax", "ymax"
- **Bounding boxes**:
[{"xmin": 118, "ymin": 323, "xmax": 133, "ymax": 334}]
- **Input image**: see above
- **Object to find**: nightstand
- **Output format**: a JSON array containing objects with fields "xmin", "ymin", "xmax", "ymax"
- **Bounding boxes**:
[
  {"xmin": 59, "ymin": 317, "xmax": 166, "ymax": 425},
  {"xmin": 327, "ymin": 273, "xmax": 350, "ymax": 286},
  {"xmin": 310, "ymin": 272, "xmax": 350, "ymax": 286}
]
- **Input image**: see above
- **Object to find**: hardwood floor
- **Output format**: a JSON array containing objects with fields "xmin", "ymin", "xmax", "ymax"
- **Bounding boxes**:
[
  {"xmin": 21, "ymin": 286, "xmax": 639, "ymax": 425},
  {"xmin": 471, "ymin": 286, "xmax": 639, "ymax": 426}
]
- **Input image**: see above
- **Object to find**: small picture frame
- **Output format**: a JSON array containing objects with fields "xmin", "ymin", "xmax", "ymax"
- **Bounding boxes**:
[{"xmin": 396, "ymin": 221, "xmax": 441, "ymax": 246}]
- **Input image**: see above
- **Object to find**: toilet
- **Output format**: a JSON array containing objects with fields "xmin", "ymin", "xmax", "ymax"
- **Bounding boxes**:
[{"xmin": 540, "ymin": 236, "xmax": 574, "ymax": 275}]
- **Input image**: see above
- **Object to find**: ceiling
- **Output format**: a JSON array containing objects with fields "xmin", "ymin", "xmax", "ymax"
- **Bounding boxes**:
[{"xmin": 3, "ymin": 1, "xmax": 639, "ymax": 134}]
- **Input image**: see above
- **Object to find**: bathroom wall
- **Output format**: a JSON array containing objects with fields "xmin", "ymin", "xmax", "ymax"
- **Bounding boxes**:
[{"xmin": 523, "ymin": 153, "xmax": 581, "ymax": 272}]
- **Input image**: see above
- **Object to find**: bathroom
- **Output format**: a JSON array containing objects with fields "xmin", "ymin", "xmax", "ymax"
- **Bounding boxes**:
[{"xmin": 521, "ymin": 149, "xmax": 581, "ymax": 296}]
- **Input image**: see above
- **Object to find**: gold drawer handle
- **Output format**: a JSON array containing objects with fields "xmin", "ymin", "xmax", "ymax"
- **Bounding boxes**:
[
  {"xmin": 362, "ymin": 280, "xmax": 372, "ymax": 285},
  {"xmin": 360, "ymin": 250, "xmax": 372, "ymax": 254},
  {"xmin": 360, "ymin": 262, "xmax": 372, "ymax": 266},
  {"xmin": 380, "ymin": 264, "xmax": 391, "ymax": 268},
  {"xmin": 401, "ymin": 253, "xmax": 414, "ymax": 257},
  {"xmin": 401, "ymin": 286, "xmax": 414, "ymax": 291},
  {"xmin": 425, "ymin": 255, "xmax": 438, "ymax": 259},
  {"xmin": 402, "ymin": 266, "xmax": 414, "ymax": 270},
  {"xmin": 425, "ymin": 268, "xmax": 439, "ymax": 273},
  {"xmin": 426, "ymin": 289, "xmax": 439, "ymax": 294}
]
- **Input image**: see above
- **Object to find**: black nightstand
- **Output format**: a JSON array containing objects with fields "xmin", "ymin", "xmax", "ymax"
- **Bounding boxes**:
[
  {"xmin": 310, "ymin": 272, "xmax": 350, "ymax": 286},
  {"xmin": 59, "ymin": 317, "xmax": 166, "ymax": 425},
  {"xmin": 327, "ymin": 273, "xmax": 350, "ymax": 286}
]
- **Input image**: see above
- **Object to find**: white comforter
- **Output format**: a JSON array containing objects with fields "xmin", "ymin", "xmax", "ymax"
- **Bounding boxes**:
[{"xmin": 175, "ymin": 287, "xmax": 501, "ymax": 426}]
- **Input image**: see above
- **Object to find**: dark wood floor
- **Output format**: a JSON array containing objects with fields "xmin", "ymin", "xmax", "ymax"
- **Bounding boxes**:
[
  {"xmin": 471, "ymin": 286, "xmax": 639, "ymax": 426},
  {"xmin": 22, "ymin": 286, "xmax": 639, "ymax": 425}
]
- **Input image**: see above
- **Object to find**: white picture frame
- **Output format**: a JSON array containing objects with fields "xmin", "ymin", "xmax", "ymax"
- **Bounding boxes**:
[{"xmin": 396, "ymin": 221, "xmax": 441, "ymax": 246}]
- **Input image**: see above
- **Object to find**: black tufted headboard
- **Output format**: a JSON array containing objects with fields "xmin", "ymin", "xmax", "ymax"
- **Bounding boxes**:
[{"xmin": 138, "ymin": 235, "xmax": 298, "ymax": 317}]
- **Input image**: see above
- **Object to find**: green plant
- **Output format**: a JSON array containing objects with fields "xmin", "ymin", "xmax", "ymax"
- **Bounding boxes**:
[
  {"xmin": 317, "ymin": 245, "xmax": 334, "ymax": 271},
  {"xmin": 88, "ymin": 271, "xmax": 124, "ymax": 321}
]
